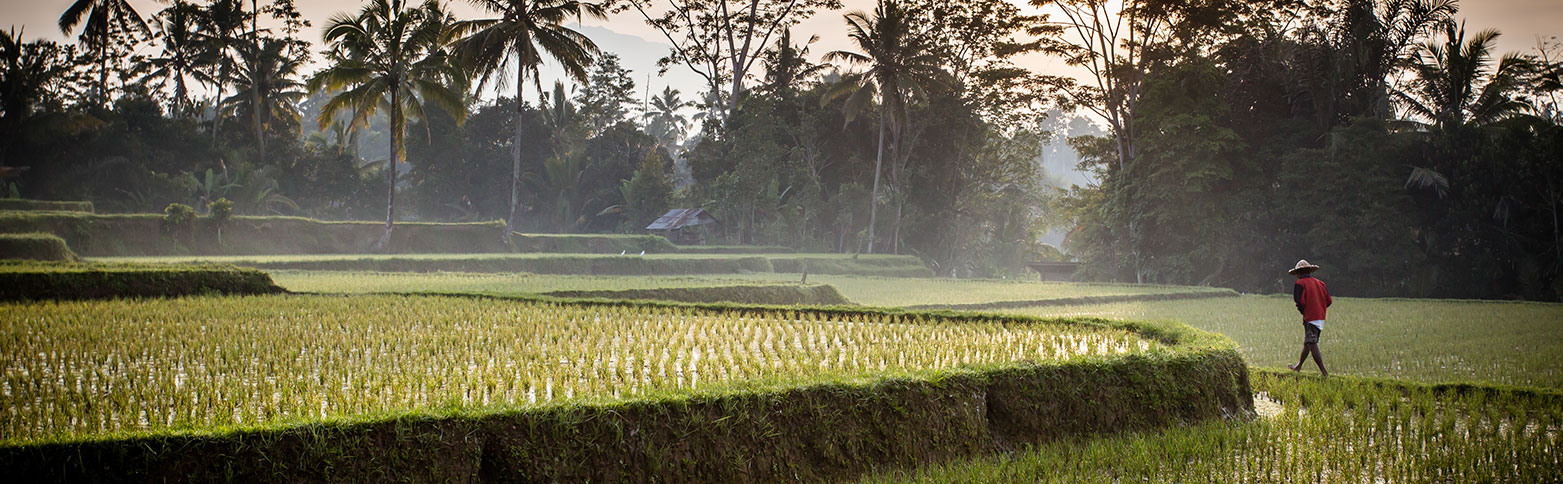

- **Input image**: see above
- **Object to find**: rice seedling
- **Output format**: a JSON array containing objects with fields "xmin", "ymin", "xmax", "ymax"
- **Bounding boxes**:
[
  {"xmin": 855, "ymin": 371, "xmax": 1563, "ymax": 483},
  {"xmin": 0, "ymin": 294, "xmax": 1157, "ymax": 444},
  {"xmin": 1009, "ymin": 295, "xmax": 1563, "ymax": 389}
]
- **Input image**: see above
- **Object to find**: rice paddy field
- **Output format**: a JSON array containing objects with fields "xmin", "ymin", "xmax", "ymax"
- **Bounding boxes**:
[
  {"xmin": 270, "ymin": 270, "xmax": 783, "ymax": 295},
  {"xmin": 4, "ymin": 255, "xmax": 1562, "ymax": 482},
  {"xmin": 267, "ymin": 270, "xmax": 1225, "ymax": 306},
  {"xmin": 0, "ymin": 294, "xmax": 1158, "ymax": 445}
]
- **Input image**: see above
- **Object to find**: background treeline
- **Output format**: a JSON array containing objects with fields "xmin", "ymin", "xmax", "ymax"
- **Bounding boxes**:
[
  {"xmin": 1047, "ymin": 0, "xmax": 1563, "ymax": 300},
  {"xmin": 0, "ymin": 0, "xmax": 1058, "ymax": 277},
  {"xmin": 3, "ymin": 0, "xmax": 1561, "ymax": 299}
]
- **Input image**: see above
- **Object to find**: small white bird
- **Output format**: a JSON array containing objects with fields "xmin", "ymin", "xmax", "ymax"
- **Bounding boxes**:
[
  {"xmin": 639, "ymin": 250, "xmax": 645, "ymax": 256},
  {"xmin": 620, "ymin": 250, "xmax": 626, "ymax": 255}
]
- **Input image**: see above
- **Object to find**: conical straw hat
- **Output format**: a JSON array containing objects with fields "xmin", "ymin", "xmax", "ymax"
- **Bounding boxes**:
[{"xmin": 1288, "ymin": 259, "xmax": 1320, "ymax": 275}]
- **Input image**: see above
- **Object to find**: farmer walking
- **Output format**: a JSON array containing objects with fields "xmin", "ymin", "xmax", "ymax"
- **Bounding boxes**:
[{"xmin": 1288, "ymin": 259, "xmax": 1331, "ymax": 377}]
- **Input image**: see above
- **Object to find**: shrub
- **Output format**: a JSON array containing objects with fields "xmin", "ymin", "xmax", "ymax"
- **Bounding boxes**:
[
  {"xmin": 206, "ymin": 198, "xmax": 233, "ymax": 224},
  {"xmin": 0, "ymin": 233, "xmax": 78, "ymax": 261},
  {"xmin": 161, "ymin": 203, "xmax": 196, "ymax": 235},
  {"xmin": 206, "ymin": 198, "xmax": 234, "ymax": 245}
]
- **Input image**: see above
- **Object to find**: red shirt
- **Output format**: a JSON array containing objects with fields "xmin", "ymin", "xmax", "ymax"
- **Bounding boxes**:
[{"xmin": 1293, "ymin": 276, "xmax": 1332, "ymax": 321}]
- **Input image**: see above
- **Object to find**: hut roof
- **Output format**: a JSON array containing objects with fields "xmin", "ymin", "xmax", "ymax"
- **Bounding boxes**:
[{"xmin": 646, "ymin": 208, "xmax": 719, "ymax": 230}]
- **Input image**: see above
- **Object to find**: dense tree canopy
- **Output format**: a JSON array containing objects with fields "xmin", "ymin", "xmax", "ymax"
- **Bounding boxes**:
[{"xmin": 0, "ymin": 0, "xmax": 1558, "ymax": 298}]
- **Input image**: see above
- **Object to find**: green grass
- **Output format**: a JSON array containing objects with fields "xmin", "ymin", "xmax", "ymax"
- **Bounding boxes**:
[
  {"xmin": 692, "ymin": 273, "xmax": 1234, "ymax": 307},
  {"xmin": 855, "ymin": 370, "xmax": 1563, "ymax": 483},
  {"xmin": 269, "ymin": 271, "xmax": 1234, "ymax": 308},
  {"xmin": 270, "ymin": 270, "xmax": 778, "ymax": 295},
  {"xmin": 273, "ymin": 270, "xmax": 1563, "ymax": 388},
  {"xmin": 0, "ymin": 200, "xmax": 93, "ymax": 213},
  {"xmin": 0, "ymin": 233, "xmax": 77, "ymax": 261},
  {"xmin": 0, "ymin": 294, "xmax": 1162, "ymax": 445},
  {"xmin": 1006, "ymin": 295, "xmax": 1563, "ymax": 389}
]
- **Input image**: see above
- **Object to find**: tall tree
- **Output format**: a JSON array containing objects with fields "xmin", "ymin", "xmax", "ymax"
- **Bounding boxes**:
[
  {"xmin": 616, "ymin": 0, "xmax": 843, "ymax": 122},
  {"xmin": 452, "ymin": 0, "xmax": 606, "ymax": 243},
  {"xmin": 823, "ymin": 0, "xmax": 941, "ymax": 253},
  {"xmin": 574, "ymin": 53, "xmax": 638, "ymax": 134},
  {"xmin": 310, "ymin": 0, "xmax": 467, "ymax": 251},
  {"xmin": 760, "ymin": 29, "xmax": 825, "ymax": 95},
  {"xmin": 1397, "ymin": 23, "xmax": 1531, "ymax": 131},
  {"xmin": 197, "ymin": 0, "xmax": 250, "ymax": 138},
  {"xmin": 0, "ymin": 29, "xmax": 71, "ymax": 165},
  {"xmin": 1294, "ymin": 0, "xmax": 1458, "ymax": 128},
  {"xmin": 643, "ymin": 86, "xmax": 690, "ymax": 148},
  {"xmin": 225, "ymin": 38, "xmax": 307, "ymax": 145},
  {"xmin": 57, "ymin": 0, "xmax": 149, "ymax": 105},
  {"xmin": 140, "ymin": 1, "xmax": 211, "ymax": 118}
]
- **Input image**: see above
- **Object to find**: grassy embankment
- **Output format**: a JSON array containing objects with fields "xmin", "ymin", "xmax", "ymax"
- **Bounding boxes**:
[
  {"xmin": 0, "ymin": 233, "xmax": 78, "ymax": 261},
  {"xmin": 0, "ymin": 199, "xmax": 94, "ymax": 212},
  {"xmin": 0, "ymin": 261, "xmax": 282, "ymax": 301},
  {"xmin": 856, "ymin": 370, "xmax": 1563, "ymax": 483},
  {"xmin": 0, "ymin": 294, "xmax": 1249, "ymax": 482}
]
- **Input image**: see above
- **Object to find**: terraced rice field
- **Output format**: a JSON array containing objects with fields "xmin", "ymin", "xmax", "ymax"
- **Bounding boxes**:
[
  {"xmin": 0, "ymin": 295, "xmax": 1158, "ymax": 444},
  {"xmin": 1010, "ymin": 295, "xmax": 1563, "ymax": 388},
  {"xmin": 858, "ymin": 371, "xmax": 1563, "ymax": 483}
]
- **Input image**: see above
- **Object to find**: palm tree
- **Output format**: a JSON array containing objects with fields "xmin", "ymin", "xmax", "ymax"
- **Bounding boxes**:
[
  {"xmin": 1395, "ymin": 23, "xmax": 1532, "ymax": 201},
  {"xmin": 58, "ymin": 0, "xmax": 150, "ymax": 105},
  {"xmin": 642, "ymin": 87, "xmax": 690, "ymax": 149},
  {"xmin": 1397, "ymin": 23, "xmax": 1532, "ymax": 131},
  {"xmin": 140, "ymin": 1, "xmax": 212, "ymax": 118},
  {"xmin": 197, "ymin": 0, "xmax": 249, "ymax": 138},
  {"xmin": 762, "ymin": 29, "xmax": 826, "ymax": 95},
  {"xmin": 823, "ymin": 0, "xmax": 941, "ymax": 254},
  {"xmin": 1, "ymin": 28, "xmax": 71, "ymax": 165},
  {"xmin": 310, "ymin": 0, "xmax": 467, "ymax": 251},
  {"xmin": 225, "ymin": 38, "xmax": 307, "ymax": 155},
  {"xmin": 452, "ymin": 0, "xmax": 605, "ymax": 243}
]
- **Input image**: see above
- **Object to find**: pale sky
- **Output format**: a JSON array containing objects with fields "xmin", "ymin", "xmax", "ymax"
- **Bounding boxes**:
[{"xmin": 4, "ymin": 0, "xmax": 1561, "ymax": 107}]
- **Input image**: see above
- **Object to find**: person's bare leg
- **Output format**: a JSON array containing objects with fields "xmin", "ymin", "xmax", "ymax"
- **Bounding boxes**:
[
  {"xmin": 1289, "ymin": 346, "xmax": 1308, "ymax": 371},
  {"xmin": 1308, "ymin": 343, "xmax": 1328, "ymax": 377}
]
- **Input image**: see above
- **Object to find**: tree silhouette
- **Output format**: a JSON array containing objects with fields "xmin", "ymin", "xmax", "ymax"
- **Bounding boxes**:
[
  {"xmin": 823, "ymin": 0, "xmax": 941, "ymax": 253},
  {"xmin": 310, "ymin": 0, "xmax": 468, "ymax": 251},
  {"xmin": 452, "ymin": 0, "xmax": 605, "ymax": 244},
  {"xmin": 57, "ymin": 0, "xmax": 149, "ymax": 105}
]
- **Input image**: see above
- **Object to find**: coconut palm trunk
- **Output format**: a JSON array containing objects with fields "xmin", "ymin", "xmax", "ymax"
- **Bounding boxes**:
[
  {"xmin": 377, "ymin": 88, "xmax": 402, "ymax": 251},
  {"xmin": 866, "ymin": 104, "xmax": 887, "ymax": 254},
  {"xmin": 505, "ymin": 62, "xmax": 526, "ymax": 244}
]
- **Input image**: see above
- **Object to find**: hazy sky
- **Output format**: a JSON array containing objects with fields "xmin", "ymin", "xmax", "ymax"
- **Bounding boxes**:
[{"xmin": 4, "ymin": 0, "xmax": 1560, "ymax": 106}]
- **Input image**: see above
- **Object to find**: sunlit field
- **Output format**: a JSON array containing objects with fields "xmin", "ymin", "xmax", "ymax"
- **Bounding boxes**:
[
  {"xmin": 857, "ymin": 371, "xmax": 1563, "ymax": 483},
  {"xmin": 269, "ymin": 270, "xmax": 1228, "ymax": 306},
  {"xmin": 1010, "ymin": 295, "xmax": 1563, "ymax": 388},
  {"xmin": 0, "ymin": 294, "xmax": 1156, "ymax": 444},
  {"xmin": 693, "ymin": 273, "xmax": 1233, "ymax": 307},
  {"xmin": 269, "ymin": 270, "xmax": 782, "ymax": 295}
]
